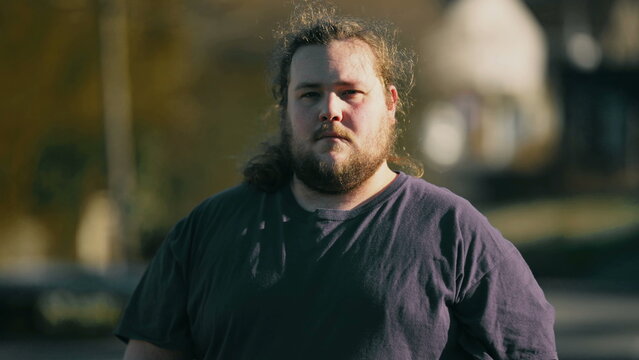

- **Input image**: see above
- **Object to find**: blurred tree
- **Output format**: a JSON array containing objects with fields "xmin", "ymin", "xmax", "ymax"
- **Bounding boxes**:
[
  {"xmin": 0, "ymin": 0, "xmax": 103, "ymax": 260},
  {"xmin": 0, "ymin": 0, "xmax": 437, "ymax": 262}
]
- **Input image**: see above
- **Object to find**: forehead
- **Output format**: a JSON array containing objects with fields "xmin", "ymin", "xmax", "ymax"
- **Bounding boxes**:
[{"xmin": 288, "ymin": 39, "xmax": 381, "ymax": 87}]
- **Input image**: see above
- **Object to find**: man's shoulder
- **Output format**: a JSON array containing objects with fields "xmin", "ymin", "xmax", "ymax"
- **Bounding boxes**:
[
  {"xmin": 399, "ymin": 176, "xmax": 517, "ymax": 267},
  {"xmin": 399, "ymin": 174, "xmax": 474, "ymax": 211},
  {"xmin": 397, "ymin": 174, "xmax": 499, "ymax": 234},
  {"xmin": 169, "ymin": 182, "xmax": 279, "ymax": 240}
]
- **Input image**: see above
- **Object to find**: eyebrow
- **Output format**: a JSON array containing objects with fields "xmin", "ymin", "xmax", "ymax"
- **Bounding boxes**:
[
  {"xmin": 293, "ymin": 82, "xmax": 321, "ymax": 91},
  {"xmin": 293, "ymin": 81, "xmax": 360, "ymax": 91}
]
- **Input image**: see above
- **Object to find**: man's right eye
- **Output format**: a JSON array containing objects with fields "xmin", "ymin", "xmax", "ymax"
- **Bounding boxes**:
[{"xmin": 300, "ymin": 91, "xmax": 320, "ymax": 99}]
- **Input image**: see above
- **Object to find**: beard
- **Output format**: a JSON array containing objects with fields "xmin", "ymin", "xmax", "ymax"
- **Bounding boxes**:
[{"xmin": 282, "ymin": 117, "xmax": 396, "ymax": 194}]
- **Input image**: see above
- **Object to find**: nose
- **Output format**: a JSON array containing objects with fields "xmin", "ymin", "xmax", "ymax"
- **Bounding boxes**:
[{"xmin": 319, "ymin": 92, "xmax": 343, "ymax": 122}]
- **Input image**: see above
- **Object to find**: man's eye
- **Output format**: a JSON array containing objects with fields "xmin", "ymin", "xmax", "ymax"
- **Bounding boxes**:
[
  {"xmin": 342, "ymin": 90, "xmax": 363, "ymax": 98},
  {"xmin": 300, "ymin": 92, "xmax": 320, "ymax": 99}
]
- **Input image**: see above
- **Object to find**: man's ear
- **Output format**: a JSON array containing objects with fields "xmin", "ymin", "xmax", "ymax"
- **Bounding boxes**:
[{"xmin": 387, "ymin": 85, "xmax": 399, "ymax": 117}]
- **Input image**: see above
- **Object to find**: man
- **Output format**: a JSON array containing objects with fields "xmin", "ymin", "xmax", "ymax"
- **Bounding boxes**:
[{"xmin": 116, "ymin": 5, "xmax": 557, "ymax": 360}]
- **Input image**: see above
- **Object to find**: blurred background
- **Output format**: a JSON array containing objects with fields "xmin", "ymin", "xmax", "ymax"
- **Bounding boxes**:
[{"xmin": 0, "ymin": 0, "xmax": 638, "ymax": 358}]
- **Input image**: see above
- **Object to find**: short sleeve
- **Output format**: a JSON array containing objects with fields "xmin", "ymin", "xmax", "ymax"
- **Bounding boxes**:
[
  {"xmin": 454, "ymin": 244, "xmax": 557, "ymax": 359},
  {"xmin": 114, "ymin": 219, "xmax": 194, "ymax": 355}
]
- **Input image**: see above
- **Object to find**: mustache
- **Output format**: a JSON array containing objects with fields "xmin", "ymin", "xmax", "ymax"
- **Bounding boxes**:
[{"xmin": 312, "ymin": 123, "xmax": 353, "ymax": 141}]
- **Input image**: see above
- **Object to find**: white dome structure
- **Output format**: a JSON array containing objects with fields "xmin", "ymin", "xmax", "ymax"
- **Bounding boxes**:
[
  {"xmin": 423, "ymin": 0, "xmax": 547, "ymax": 98},
  {"xmin": 419, "ymin": 0, "xmax": 559, "ymax": 173}
]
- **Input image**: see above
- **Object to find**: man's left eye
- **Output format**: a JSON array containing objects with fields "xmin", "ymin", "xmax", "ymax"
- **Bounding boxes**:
[{"xmin": 341, "ymin": 90, "xmax": 363, "ymax": 98}]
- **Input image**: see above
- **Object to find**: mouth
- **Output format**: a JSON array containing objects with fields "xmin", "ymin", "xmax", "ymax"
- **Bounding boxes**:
[
  {"xmin": 313, "ymin": 125, "xmax": 351, "ymax": 142},
  {"xmin": 317, "ymin": 132, "xmax": 348, "ymax": 141}
]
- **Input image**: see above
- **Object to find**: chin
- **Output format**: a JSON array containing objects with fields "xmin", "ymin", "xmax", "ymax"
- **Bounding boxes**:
[{"xmin": 317, "ymin": 152, "xmax": 349, "ymax": 167}]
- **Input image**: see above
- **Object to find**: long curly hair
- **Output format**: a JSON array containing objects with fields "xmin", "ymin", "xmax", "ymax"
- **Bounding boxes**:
[{"xmin": 243, "ymin": 2, "xmax": 423, "ymax": 192}]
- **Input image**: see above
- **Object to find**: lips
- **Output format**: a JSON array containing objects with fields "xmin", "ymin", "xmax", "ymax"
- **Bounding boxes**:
[
  {"xmin": 318, "ymin": 132, "xmax": 346, "ymax": 140},
  {"xmin": 313, "ymin": 126, "xmax": 351, "ymax": 142}
]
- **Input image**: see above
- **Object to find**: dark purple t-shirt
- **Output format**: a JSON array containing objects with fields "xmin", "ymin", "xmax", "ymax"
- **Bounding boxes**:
[{"xmin": 115, "ymin": 173, "xmax": 557, "ymax": 359}]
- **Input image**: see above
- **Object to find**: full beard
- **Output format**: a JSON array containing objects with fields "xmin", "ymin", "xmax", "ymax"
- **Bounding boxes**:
[{"xmin": 284, "ymin": 119, "xmax": 395, "ymax": 194}]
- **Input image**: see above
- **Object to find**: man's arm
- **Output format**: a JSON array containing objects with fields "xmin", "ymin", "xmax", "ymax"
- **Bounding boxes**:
[
  {"xmin": 454, "ymin": 245, "xmax": 557, "ymax": 359},
  {"xmin": 123, "ymin": 340, "xmax": 189, "ymax": 360}
]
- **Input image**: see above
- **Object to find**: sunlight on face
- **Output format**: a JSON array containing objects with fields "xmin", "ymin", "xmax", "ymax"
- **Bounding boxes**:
[{"xmin": 284, "ymin": 39, "xmax": 397, "ymax": 193}]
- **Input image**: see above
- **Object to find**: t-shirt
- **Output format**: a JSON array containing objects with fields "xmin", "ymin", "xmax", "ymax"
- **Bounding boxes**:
[{"xmin": 115, "ymin": 173, "xmax": 557, "ymax": 359}]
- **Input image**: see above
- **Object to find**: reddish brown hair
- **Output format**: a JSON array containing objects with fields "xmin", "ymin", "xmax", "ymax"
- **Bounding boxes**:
[{"xmin": 244, "ymin": 3, "xmax": 422, "ymax": 192}]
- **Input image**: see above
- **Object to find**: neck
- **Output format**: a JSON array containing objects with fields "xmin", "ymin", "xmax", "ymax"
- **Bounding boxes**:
[{"xmin": 291, "ymin": 162, "xmax": 398, "ymax": 211}]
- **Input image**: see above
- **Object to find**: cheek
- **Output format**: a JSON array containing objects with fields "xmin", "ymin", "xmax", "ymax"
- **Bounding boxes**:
[
  {"xmin": 357, "ymin": 109, "xmax": 392, "ymax": 138},
  {"xmin": 285, "ymin": 113, "xmax": 311, "ymax": 143},
  {"xmin": 289, "ymin": 106, "xmax": 314, "ymax": 129},
  {"xmin": 348, "ymin": 106, "xmax": 379, "ymax": 132}
]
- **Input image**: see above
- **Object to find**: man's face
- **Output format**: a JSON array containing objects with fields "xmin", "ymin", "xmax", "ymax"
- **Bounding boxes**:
[{"xmin": 284, "ymin": 39, "xmax": 398, "ymax": 194}]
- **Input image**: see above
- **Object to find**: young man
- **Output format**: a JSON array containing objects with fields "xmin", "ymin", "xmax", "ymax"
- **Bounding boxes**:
[{"xmin": 116, "ymin": 7, "xmax": 557, "ymax": 360}]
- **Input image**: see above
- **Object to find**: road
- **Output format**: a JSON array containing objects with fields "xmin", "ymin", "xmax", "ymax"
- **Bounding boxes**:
[
  {"xmin": 545, "ymin": 280, "xmax": 639, "ymax": 360},
  {"xmin": 1, "ymin": 280, "xmax": 638, "ymax": 359}
]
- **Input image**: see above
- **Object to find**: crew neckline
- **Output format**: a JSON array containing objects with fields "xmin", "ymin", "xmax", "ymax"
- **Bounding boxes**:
[{"xmin": 283, "ymin": 172, "xmax": 408, "ymax": 221}]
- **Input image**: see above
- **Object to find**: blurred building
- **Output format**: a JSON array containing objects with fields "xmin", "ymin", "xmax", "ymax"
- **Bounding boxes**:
[{"xmin": 419, "ymin": 0, "xmax": 639, "ymax": 203}]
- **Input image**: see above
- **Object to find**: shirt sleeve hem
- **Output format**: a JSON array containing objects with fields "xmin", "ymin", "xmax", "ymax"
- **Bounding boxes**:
[{"xmin": 113, "ymin": 329, "xmax": 193, "ymax": 355}]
